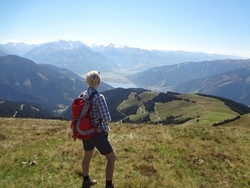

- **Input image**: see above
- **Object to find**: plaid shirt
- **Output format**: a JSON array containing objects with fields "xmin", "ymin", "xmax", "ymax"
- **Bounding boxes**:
[{"xmin": 81, "ymin": 87, "xmax": 111, "ymax": 132}]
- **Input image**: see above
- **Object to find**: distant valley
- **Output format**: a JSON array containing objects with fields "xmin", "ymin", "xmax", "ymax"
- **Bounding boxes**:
[{"xmin": 0, "ymin": 40, "xmax": 250, "ymax": 122}]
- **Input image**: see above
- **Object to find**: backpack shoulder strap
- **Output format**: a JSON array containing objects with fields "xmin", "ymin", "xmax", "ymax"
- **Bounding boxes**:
[{"xmin": 78, "ymin": 91, "xmax": 97, "ymax": 119}]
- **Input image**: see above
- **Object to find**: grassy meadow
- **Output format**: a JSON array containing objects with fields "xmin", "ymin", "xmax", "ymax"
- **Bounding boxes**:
[
  {"xmin": 117, "ymin": 92, "xmax": 240, "ymax": 126},
  {"xmin": 0, "ymin": 117, "xmax": 249, "ymax": 188}
]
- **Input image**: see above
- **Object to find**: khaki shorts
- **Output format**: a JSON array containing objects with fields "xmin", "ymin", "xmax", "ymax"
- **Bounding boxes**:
[{"xmin": 82, "ymin": 132, "xmax": 113, "ymax": 155}]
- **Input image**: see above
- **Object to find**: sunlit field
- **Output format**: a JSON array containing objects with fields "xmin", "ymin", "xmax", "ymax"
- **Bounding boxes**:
[{"xmin": 0, "ymin": 117, "xmax": 249, "ymax": 188}]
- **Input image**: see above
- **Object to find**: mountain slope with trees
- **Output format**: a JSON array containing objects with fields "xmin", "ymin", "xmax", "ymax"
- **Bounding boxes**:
[
  {"xmin": 175, "ymin": 68, "xmax": 250, "ymax": 106},
  {"xmin": 0, "ymin": 100, "xmax": 55, "ymax": 118},
  {"xmin": 129, "ymin": 59, "xmax": 250, "ymax": 106},
  {"xmin": 0, "ymin": 55, "xmax": 112, "ymax": 112}
]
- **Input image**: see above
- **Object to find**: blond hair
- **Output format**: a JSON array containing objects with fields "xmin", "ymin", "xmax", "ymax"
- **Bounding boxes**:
[{"xmin": 85, "ymin": 70, "xmax": 101, "ymax": 88}]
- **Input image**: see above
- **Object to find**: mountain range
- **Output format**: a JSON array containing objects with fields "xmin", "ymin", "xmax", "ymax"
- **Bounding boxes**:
[
  {"xmin": 0, "ymin": 42, "xmax": 35, "ymax": 56},
  {"xmin": 0, "ymin": 55, "xmax": 112, "ymax": 113},
  {"xmin": 23, "ymin": 40, "xmax": 116, "ymax": 74},
  {"xmin": 129, "ymin": 59, "xmax": 250, "ymax": 106},
  {"xmin": 0, "ymin": 40, "xmax": 250, "ymax": 120},
  {"xmin": 175, "ymin": 68, "xmax": 250, "ymax": 106},
  {"xmin": 92, "ymin": 43, "xmax": 239, "ymax": 71},
  {"xmin": 0, "ymin": 40, "xmax": 240, "ymax": 74}
]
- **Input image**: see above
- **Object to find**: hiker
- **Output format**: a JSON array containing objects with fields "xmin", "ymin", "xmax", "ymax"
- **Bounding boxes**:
[{"xmin": 80, "ymin": 70, "xmax": 115, "ymax": 188}]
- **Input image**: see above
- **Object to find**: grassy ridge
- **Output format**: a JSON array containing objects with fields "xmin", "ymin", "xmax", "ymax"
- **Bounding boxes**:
[
  {"xmin": 0, "ymin": 118, "xmax": 249, "ymax": 188},
  {"xmin": 118, "ymin": 92, "xmax": 240, "ymax": 126}
]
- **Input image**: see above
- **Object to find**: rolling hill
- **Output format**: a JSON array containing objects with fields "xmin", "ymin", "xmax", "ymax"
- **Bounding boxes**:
[
  {"xmin": 104, "ymin": 88, "xmax": 250, "ymax": 126},
  {"xmin": 63, "ymin": 88, "xmax": 250, "ymax": 126}
]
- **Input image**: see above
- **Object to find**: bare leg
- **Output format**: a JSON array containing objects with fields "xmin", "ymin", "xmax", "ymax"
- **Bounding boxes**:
[
  {"xmin": 105, "ymin": 151, "xmax": 116, "ymax": 181},
  {"xmin": 82, "ymin": 150, "xmax": 94, "ymax": 176}
]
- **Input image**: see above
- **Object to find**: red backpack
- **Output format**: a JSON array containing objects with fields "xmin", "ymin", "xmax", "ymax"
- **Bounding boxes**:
[{"xmin": 71, "ymin": 91, "xmax": 100, "ymax": 140}]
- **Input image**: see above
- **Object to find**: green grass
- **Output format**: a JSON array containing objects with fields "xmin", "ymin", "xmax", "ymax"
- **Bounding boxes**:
[
  {"xmin": 117, "ymin": 92, "xmax": 240, "ymax": 126},
  {"xmin": 0, "ymin": 118, "xmax": 249, "ymax": 187}
]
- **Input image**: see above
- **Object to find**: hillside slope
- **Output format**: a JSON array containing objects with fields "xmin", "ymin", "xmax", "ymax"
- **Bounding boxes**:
[
  {"xmin": 0, "ymin": 55, "xmax": 112, "ymax": 111},
  {"xmin": 112, "ymin": 90, "xmax": 249, "ymax": 126},
  {"xmin": 57, "ymin": 88, "xmax": 250, "ymax": 126},
  {"xmin": 175, "ymin": 68, "xmax": 250, "ymax": 106},
  {"xmin": 220, "ymin": 113, "xmax": 250, "ymax": 128},
  {"xmin": 0, "ymin": 100, "xmax": 55, "ymax": 119},
  {"xmin": 129, "ymin": 59, "xmax": 250, "ymax": 106},
  {"xmin": 0, "ymin": 118, "xmax": 249, "ymax": 187},
  {"xmin": 63, "ymin": 88, "xmax": 250, "ymax": 126}
]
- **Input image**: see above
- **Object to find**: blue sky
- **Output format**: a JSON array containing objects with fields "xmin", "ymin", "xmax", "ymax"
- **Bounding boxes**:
[{"xmin": 1, "ymin": 0, "xmax": 250, "ymax": 57}]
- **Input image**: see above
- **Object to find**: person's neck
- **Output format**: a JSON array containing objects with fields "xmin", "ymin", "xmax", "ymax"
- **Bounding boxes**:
[{"xmin": 88, "ymin": 86, "xmax": 97, "ymax": 90}]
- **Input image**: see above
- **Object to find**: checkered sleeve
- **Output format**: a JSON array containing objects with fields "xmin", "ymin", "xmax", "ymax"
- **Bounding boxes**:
[{"xmin": 98, "ymin": 94, "xmax": 111, "ymax": 123}]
